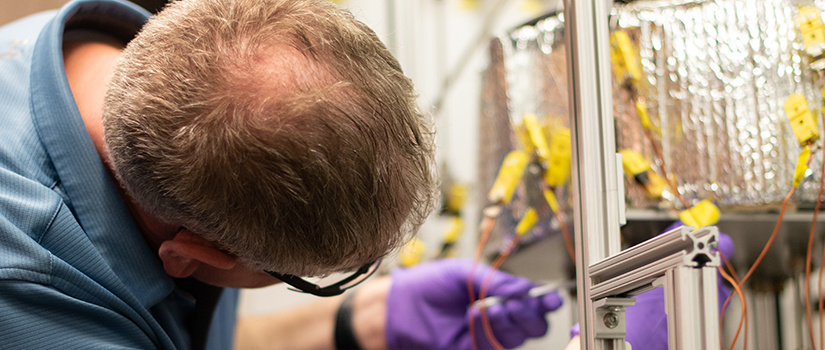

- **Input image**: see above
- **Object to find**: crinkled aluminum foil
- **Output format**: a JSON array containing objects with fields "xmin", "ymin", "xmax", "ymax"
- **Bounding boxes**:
[
  {"xmin": 478, "ymin": 15, "xmax": 570, "ymax": 249},
  {"xmin": 615, "ymin": 0, "xmax": 824, "ymax": 209},
  {"xmin": 481, "ymin": 0, "xmax": 825, "ymax": 218}
]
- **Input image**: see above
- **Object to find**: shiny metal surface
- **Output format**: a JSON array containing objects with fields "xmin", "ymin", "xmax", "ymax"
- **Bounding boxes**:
[{"xmin": 614, "ymin": 0, "xmax": 824, "ymax": 209}]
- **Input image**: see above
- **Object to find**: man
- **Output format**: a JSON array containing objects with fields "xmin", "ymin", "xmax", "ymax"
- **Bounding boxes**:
[{"xmin": 0, "ymin": 0, "xmax": 561, "ymax": 348}]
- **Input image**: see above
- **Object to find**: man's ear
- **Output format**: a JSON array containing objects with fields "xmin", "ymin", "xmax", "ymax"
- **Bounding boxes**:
[{"xmin": 158, "ymin": 229, "xmax": 238, "ymax": 278}]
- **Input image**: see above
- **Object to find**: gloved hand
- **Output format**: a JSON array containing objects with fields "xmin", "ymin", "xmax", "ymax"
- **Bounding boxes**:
[
  {"xmin": 624, "ymin": 223, "xmax": 734, "ymax": 349},
  {"xmin": 385, "ymin": 259, "xmax": 563, "ymax": 350}
]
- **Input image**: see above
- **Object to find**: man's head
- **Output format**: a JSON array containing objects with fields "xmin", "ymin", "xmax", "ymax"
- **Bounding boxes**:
[{"xmin": 103, "ymin": 0, "xmax": 437, "ymax": 278}]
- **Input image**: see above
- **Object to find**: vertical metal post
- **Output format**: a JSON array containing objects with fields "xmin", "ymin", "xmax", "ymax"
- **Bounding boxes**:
[
  {"xmin": 663, "ymin": 266, "xmax": 721, "ymax": 349},
  {"xmin": 565, "ymin": 0, "xmax": 620, "ymax": 348}
]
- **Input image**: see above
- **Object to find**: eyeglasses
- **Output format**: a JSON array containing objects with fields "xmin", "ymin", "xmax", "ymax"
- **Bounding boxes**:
[{"xmin": 265, "ymin": 260, "xmax": 381, "ymax": 297}]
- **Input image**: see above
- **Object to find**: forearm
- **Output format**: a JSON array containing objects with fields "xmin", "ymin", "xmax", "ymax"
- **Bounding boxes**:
[
  {"xmin": 235, "ymin": 293, "xmax": 340, "ymax": 350},
  {"xmin": 234, "ymin": 277, "xmax": 391, "ymax": 350},
  {"xmin": 350, "ymin": 276, "xmax": 390, "ymax": 350}
]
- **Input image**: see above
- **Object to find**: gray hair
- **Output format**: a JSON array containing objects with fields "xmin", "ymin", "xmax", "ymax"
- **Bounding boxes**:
[{"xmin": 103, "ymin": 0, "xmax": 437, "ymax": 276}]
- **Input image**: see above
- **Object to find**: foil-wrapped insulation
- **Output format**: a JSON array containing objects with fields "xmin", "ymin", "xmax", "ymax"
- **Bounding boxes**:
[
  {"xmin": 614, "ymin": 0, "xmax": 825, "ymax": 210},
  {"xmin": 478, "ymin": 0, "xmax": 825, "ymax": 251},
  {"xmin": 478, "ymin": 16, "xmax": 572, "ymax": 254},
  {"xmin": 479, "ymin": 37, "xmax": 514, "ymax": 211}
]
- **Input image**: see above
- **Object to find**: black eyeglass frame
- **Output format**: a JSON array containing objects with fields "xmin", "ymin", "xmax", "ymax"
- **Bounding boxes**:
[{"xmin": 265, "ymin": 260, "xmax": 381, "ymax": 297}]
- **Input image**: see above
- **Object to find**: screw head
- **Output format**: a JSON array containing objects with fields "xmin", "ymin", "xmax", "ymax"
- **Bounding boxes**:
[{"xmin": 603, "ymin": 312, "xmax": 619, "ymax": 329}]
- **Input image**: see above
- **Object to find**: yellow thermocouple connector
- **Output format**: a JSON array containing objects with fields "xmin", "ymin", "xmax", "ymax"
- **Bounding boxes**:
[
  {"xmin": 399, "ymin": 238, "xmax": 426, "ymax": 268},
  {"xmin": 619, "ymin": 149, "xmax": 666, "ymax": 199},
  {"xmin": 619, "ymin": 149, "xmax": 650, "ymax": 177},
  {"xmin": 487, "ymin": 150, "xmax": 530, "ymax": 204},
  {"xmin": 524, "ymin": 114, "xmax": 552, "ymax": 163},
  {"xmin": 544, "ymin": 128, "xmax": 572, "ymax": 187},
  {"xmin": 543, "ymin": 189, "xmax": 560, "ymax": 213},
  {"xmin": 794, "ymin": 146, "xmax": 812, "ymax": 188},
  {"xmin": 514, "ymin": 122, "xmax": 536, "ymax": 155},
  {"xmin": 609, "ymin": 31, "xmax": 643, "ymax": 86},
  {"xmin": 636, "ymin": 100, "xmax": 654, "ymax": 131},
  {"xmin": 784, "ymin": 94, "xmax": 819, "ymax": 146},
  {"xmin": 679, "ymin": 199, "xmax": 720, "ymax": 229},
  {"xmin": 444, "ymin": 183, "xmax": 468, "ymax": 215},
  {"xmin": 797, "ymin": 6, "xmax": 825, "ymax": 56},
  {"xmin": 515, "ymin": 208, "xmax": 538, "ymax": 236},
  {"xmin": 441, "ymin": 217, "xmax": 464, "ymax": 245}
]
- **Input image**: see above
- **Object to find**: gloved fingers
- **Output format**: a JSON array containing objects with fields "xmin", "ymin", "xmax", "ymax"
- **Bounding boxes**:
[
  {"xmin": 625, "ymin": 288, "xmax": 668, "ymax": 349},
  {"xmin": 717, "ymin": 232, "xmax": 734, "ymax": 259},
  {"xmin": 536, "ymin": 291, "xmax": 563, "ymax": 313},
  {"xmin": 482, "ymin": 275, "xmax": 533, "ymax": 299},
  {"xmin": 570, "ymin": 323, "xmax": 581, "ymax": 338},
  {"xmin": 475, "ymin": 303, "xmax": 528, "ymax": 349},
  {"xmin": 504, "ymin": 299, "xmax": 548, "ymax": 338}
]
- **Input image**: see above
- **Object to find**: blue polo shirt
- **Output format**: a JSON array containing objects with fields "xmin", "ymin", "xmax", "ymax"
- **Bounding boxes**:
[{"xmin": 0, "ymin": 0, "xmax": 237, "ymax": 348}]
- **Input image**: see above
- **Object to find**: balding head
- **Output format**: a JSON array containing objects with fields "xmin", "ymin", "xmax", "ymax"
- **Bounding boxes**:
[{"xmin": 103, "ymin": 0, "xmax": 437, "ymax": 276}]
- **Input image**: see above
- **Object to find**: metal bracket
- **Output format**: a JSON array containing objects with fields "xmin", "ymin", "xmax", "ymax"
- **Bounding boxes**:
[
  {"xmin": 588, "ymin": 226, "xmax": 722, "ymax": 349},
  {"xmin": 589, "ymin": 225, "xmax": 719, "ymax": 299},
  {"xmin": 593, "ymin": 298, "xmax": 635, "ymax": 340}
]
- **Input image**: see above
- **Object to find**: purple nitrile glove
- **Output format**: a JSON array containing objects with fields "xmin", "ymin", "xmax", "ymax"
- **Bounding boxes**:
[
  {"xmin": 624, "ymin": 222, "xmax": 734, "ymax": 349},
  {"xmin": 386, "ymin": 259, "xmax": 563, "ymax": 350}
]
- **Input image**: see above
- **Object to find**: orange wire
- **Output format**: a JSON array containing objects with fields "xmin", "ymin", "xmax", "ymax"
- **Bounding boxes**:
[
  {"xmin": 720, "ymin": 252, "xmax": 747, "ymax": 350},
  {"xmin": 643, "ymin": 126, "xmax": 691, "ymax": 211},
  {"xmin": 805, "ymin": 158, "xmax": 821, "ymax": 350},
  {"xmin": 477, "ymin": 236, "xmax": 522, "ymax": 350},
  {"xmin": 631, "ymin": 90, "xmax": 691, "ymax": 211},
  {"xmin": 739, "ymin": 186, "xmax": 796, "ymax": 285},
  {"xmin": 717, "ymin": 186, "xmax": 795, "ymax": 348},
  {"xmin": 556, "ymin": 210, "xmax": 575, "ymax": 263},
  {"xmin": 818, "ymin": 71, "xmax": 825, "ymax": 350},
  {"xmin": 803, "ymin": 143, "xmax": 823, "ymax": 350},
  {"xmin": 719, "ymin": 252, "xmax": 739, "ymax": 315},
  {"xmin": 468, "ymin": 214, "xmax": 497, "ymax": 350},
  {"xmin": 719, "ymin": 265, "xmax": 747, "ymax": 350},
  {"xmin": 541, "ymin": 182, "xmax": 575, "ymax": 262},
  {"xmin": 811, "ymin": 176, "xmax": 825, "ymax": 349},
  {"xmin": 811, "ymin": 144, "xmax": 825, "ymax": 350}
]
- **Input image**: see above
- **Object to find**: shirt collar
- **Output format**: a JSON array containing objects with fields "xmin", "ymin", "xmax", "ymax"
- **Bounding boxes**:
[{"xmin": 29, "ymin": 0, "xmax": 174, "ymax": 309}]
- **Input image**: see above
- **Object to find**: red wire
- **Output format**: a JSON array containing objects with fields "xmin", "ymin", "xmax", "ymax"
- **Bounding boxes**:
[
  {"xmin": 468, "ymin": 214, "xmax": 497, "ymax": 350},
  {"xmin": 740, "ymin": 186, "xmax": 796, "ymax": 285},
  {"xmin": 817, "ymin": 164, "xmax": 825, "ymax": 350},
  {"xmin": 812, "ymin": 148, "xmax": 825, "ymax": 350},
  {"xmin": 717, "ymin": 185, "xmax": 795, "ymax": 349},
  {"xmin": 802, "ymin": 142, "xmax": 824, "ymax": 350},
  {"xmin": 541, "ymin": 182, "xmax": 575, "ymax": 262},
  {"xmin": 556, "ymin": 211, "xmax": 575, "ymax": 263},
  {"xmin": 817, "ymin": 72, "xmax": 825, "ymax": 350},
  {"xmin": 805, "ymin": 156, "xmax": 822, "ymax": 350},
  {"xmin": 477, "ymin": 236, "xmax": 522, "ymax": 350},
  {"xmin": 632, "ymin": 91, "xmax": 691, "ymax": 211},
  {"xmin": 719, "ymin": 264, "xmax": 747, "ymax": 350},
  {"xmin": 720, "ymin": 252, "xmax": 747, "ymax": 350}
]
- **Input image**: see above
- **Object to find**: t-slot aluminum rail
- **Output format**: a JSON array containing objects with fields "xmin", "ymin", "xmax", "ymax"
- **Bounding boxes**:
[
  {"xmin": 563, "ymin": 0, "xmax": 721, "ymax": 348},
  {"xmin": 589, "ymin": 226, "xmax": 721, "ymax": 349}
]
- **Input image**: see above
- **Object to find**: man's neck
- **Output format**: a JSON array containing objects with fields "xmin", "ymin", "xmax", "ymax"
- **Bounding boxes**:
[
  {"xmin": 63, "ymin": 38, "xmax": 178, "ymax": 250},
  {"xmin": 62, "ymin": 38, "xmax": 120, "ymax": 163}
]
